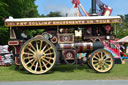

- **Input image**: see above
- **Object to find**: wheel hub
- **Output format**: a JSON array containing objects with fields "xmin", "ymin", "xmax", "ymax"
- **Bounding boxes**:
[
  {"xmin": 34, "ymin": 51, "xmax": 44, "ymax": 59},
  {"xmin": 98, "ymin": 59, "xmax": 105, "ymax": 65}
]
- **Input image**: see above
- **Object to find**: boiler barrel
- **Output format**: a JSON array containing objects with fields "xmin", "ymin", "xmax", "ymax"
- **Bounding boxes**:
[
  {"xmin": 59, "ymin": 42, "xmax": 104, "ymax": 52},
  {"xmin": 75, "ymin": 43, "xmax": 93, "ymax": 52}
]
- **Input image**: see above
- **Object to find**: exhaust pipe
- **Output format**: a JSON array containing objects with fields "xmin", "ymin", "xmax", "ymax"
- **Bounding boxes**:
[{"xmin": 91, "ymin": 0, "xmax": 97, "ymax": 16}]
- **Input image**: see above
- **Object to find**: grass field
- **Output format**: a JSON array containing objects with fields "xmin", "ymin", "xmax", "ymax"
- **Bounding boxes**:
[{"xmin": 0, "ymin": 62, "xmax": 128, "ymax": 81}]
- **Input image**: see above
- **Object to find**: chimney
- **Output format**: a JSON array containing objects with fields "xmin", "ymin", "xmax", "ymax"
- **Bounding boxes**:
[{"xmin": 91, "ymin": 0, "xmax": 97, "ymax": 15}]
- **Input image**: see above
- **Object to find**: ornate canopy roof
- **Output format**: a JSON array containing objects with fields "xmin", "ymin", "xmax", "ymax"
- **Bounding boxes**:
[{"xmin": 5, "ymin": 16, "xmax": 121, "ymax": 27}]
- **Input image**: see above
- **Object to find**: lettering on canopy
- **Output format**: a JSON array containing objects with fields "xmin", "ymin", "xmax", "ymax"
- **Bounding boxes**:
[{"xmin": 5, "ymin": 18, "xmax": 121, "ymax": 27}]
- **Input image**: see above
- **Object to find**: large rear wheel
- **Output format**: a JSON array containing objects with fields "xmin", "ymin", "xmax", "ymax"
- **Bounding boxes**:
[
  {"xmin": 90, "ymin": 49, "xmax": 114, "ymax": 73},
  {"xmin": 20, "ymin": 38, "xmax": 56, "ymax": 74}
]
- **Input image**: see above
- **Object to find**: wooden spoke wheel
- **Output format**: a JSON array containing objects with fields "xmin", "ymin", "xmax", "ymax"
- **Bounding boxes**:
[
  {"xmin": 90, "ymin": 49, "xmax": 114, "ymax": 73},
  {"xmin": 20, "ymin": 38, "xmax": 56, "ymax": 74}
]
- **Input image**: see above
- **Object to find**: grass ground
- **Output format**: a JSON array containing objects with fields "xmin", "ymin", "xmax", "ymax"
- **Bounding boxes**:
[{"xmin": 0, "ymin": 62, "xmax": 128, "ymax": 81}]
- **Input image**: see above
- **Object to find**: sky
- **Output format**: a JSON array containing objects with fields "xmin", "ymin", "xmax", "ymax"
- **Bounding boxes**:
[{"xmin": 35, "ymin": 0, "xmax": 128, "ymax": 16}]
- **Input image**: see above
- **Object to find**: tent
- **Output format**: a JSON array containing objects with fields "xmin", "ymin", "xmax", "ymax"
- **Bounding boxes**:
[{"xmin": 116, "ymin": 36, "xmax": 128, "ymax": 43}]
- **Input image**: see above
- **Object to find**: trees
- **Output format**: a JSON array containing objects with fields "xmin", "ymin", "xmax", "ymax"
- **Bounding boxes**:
[
  {"xmin": 0, "ymin": 27, "xmax": 9, "ymax": 45},
  {"xmin": 40, "ymin": 11, "xmax": 62, "ymax": 17},
  {"xmin": 115, "ymin": 14, "xmax": 128, "ymax": 38},
  {"xmin": 0, "ymin": 1, "xmax": 9, "ymax": 25},
  {"xmin": 46, "ymin": 11, "xmax": 62, "ymax": 17},
  {"xmin": 0, "ymin": 0, "xmax": 39, "ymax": 25},
  {"xmin": 0, "ymin": 0, "xmax": 39, "ymax": 45}
]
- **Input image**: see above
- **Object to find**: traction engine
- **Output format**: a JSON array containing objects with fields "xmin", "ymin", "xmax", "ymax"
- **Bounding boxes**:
[{"xmin": 4, "ymin": 0, "xmax": 122, "ymax": 74}]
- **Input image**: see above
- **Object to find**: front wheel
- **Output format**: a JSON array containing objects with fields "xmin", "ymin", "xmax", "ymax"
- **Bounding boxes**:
[
  {"xmin": 90, "ymin": 49, "xmax": 114, "ymax": 73},
  {"xmin": 20, "ymin": 38, "xmax": 57, "ymax": 74}
]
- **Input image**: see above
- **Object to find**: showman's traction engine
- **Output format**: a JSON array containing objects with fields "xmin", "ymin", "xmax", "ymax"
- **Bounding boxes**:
[{"xmin": 4, "ymin": 0, "xmax": 122, "ymax": 74}]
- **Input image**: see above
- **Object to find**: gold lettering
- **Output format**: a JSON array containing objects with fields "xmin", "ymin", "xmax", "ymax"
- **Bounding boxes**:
[
  {"xmin": 102, "ymin": 20, "xmax": 107, "ymax": 23},
  {"xmin": 53, "ymin": 21, "xmax": 56, "ymax": 24},
  {"xmin": 36, "ymin": 22, "xmax": 39, "ymax": 25},
  {"xmin": 99, "ymin": 20, "xmax": 103, "ymax": 23},
  {"xmin": 68, "ymin": 21, "xmax": 72, "ymax": 24},
  {"xmin": 89, "ymin": 20, "xmax": 93, "ymax": 23},
  {"xmin": 62, "ymin": 21, "xmax": 66, "ymax": 24},
  {"xmin": 87, "ymin": 21, "xmax": 90, "ymax": 23},
  {"xmin": 59, "ymin": 21, "xmax": 62, "ymax": 24},
  {"xmin": 16, "ymin": 22, "xmax": 20, "ymax": 26},
  {"xmin": 66, "ymin": 21, "xmax": 69, "ymax": 24},
  {"xmin": 44, "ymin": 22, "xmax": 47, "ymax": 25},
  {"xmin": 56, "ymin": 21, "xmax": 60, "ymax": 24},
  {"xmin": 38, "ymin": 22, "xmax": 42, "ymax": 25},
  {"xmin": 31, "ymin": 22, "xmax": 35, "ymax": 25},
  {"xmin": 81, "ymin": 21, "xmax": 84, "ymax": 24},
  {"xmin": 28, "ymin": 22, "xmax": 32, "ymax": 25},
  {"xmin": 20, "ymin": 22, "xmax": 24, "ymax": 25},
  {"xmin": 23, "ymin": 22, "xmax": 27, "ymax": 25},
  {"xmin": 48, "ymin": 22, "xmax": 51, "ymax": 25},
  {"xmin": 107, "ymin": 20, "xmax": 110, "ymax": 23}
]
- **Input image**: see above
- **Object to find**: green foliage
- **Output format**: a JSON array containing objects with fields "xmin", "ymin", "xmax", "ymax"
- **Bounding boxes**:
[
  {"xmin": 0, "ymin": 26, "xmax": 9, "ymax": 45},
  {"xmin": 115, "ymin": 14, "xmax": 128, "ymax": 38},
  {"xmin": 0, "ymin": 0, "xmax": 39, "ymax": 26},
  {"xmin": 40, "ymin": 11, "xmax": 62, "ymax": 17},
  {"xmin": 0, "ymin": 0, "xmax": 39, "ymax": 44},
  {"xmin": 2, "ymin": 0, "xmax": 39, "ymax": 18},
  {"xmin": 0, "ymin": 1, "xmax": 9, "ymax": 25},
  {"xmin": 46, "ymin": 11, "xmax": 62, "ymax": 17},
  {"xmin": 26, "ymin": 29, "xmax": 44, "ymax": 38}
]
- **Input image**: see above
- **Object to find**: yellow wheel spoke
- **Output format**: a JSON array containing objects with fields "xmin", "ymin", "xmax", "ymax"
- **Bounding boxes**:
[
  {"xmin": 44, "ymin": 47, "xmax": 52, "ymax": 52},
  {"xmin": 101, "ymin": 52, "xmax": 105, "ymax": 60},
  {"xmin": 93, "ymin": 60, "xmax": 98, "ymax": 62},
  {"xmin": 45, "ymin": 57, "xmax": 54, "ymax": 60},
  {"xmin": 105, "ymin": 60, "xmax": 111, "ymax": 63},
  {"xmin": 101, "ymin": 65, "xmax": 105, "ymax": 70},
  {"xmin": 93, "ymin": 56, "xmax": 99, "ymax": 60},
  {"xmin": 24, "ymin": 56, "xmax": 33, "ymax": 60},
  {"xmin": 43, "ymin": 58, "xmax": 51, "ymax": 65},
  {"xmin": 30, "ymin": 59, "xmax": 37, "ymax": 68},
  {"xmin": 26, "ymin": 59, "xmax": 34, "ymax": 65},
  {"xmin": 104, "ymin": 62, "xmax": 110, "ymax": 67},
  {"xmin": 41, "ymin": 44, "xmax": 47, "ymax": 52},
  {"xmin": 104, "ymin": 64, "xmax": 108, "ymax": 70},
  {"xmin": 101, "ymin": 52, "xmax": 103, "ymax": 57},
  {"xmin": 39, "ymin": 59, "xmax": 42, "ymax": 71},
  {"xmin": 29, "ymin": 43, "xmax": 36, "ymax": 51},
  {"xmin": 104, "ymin": 56, "xmax": 110, "ymax": 60},
  {"xmin": 103, "ymin": 53, "xmax": 107, "ymax": 57},
  {"xmin": 42, "ymin": 61, "xmax": 48, "ymax": 69},
  {"xmin": 35, "ymin": 62, "xmax": 39, "ymax": 71},
  {"xmin": 96, "ymin": 53, "xmax": 100, "ymax": 58},
  {"xmin": 23, "ymin": 52, "xmax": 33, "ymax": 55},
  {"xmin": 28, "ymin": 48, "xmax": 35, "ymax": 54},
  {"xmin": 40, "ymin": 40, "xmax": 43, "ymax": 50},
  {"xmin": 45, "ymin": 53, "xmax": 54, "ymax": 56},
  {"xmin": 97, "ymin": 64, "xmax": 101, "ymax": 69},
  {"xmin": 94, "ymin": 63, "xmax": 100, "ymax": 67},
  {"xmin": 36, "ymin": 41, "xmax": 39, "ymax": 50}
]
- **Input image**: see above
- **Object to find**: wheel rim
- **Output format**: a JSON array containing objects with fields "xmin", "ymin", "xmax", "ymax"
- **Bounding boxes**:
[
  {"xmin": 91, "ymin": 50, "xmax": 113, "ymax": 72},
  {"xmin": 20, "ymin": 38, "xmax": 56, "ymax": 74}
]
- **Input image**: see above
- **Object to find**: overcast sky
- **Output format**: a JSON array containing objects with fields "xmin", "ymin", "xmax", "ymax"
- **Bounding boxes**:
[{"xmin": 35, "ymin": 0, "xmax": 128, "ymax": 16}]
